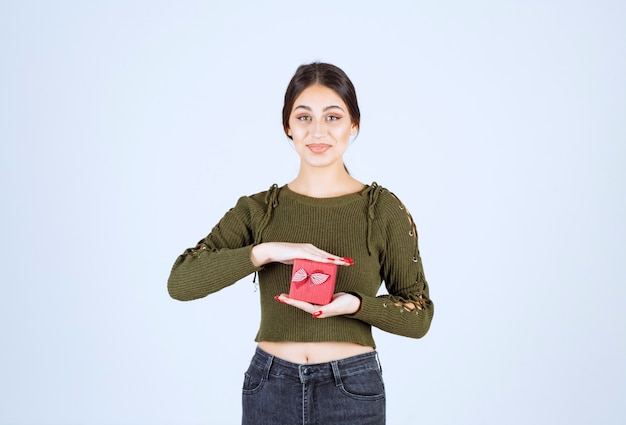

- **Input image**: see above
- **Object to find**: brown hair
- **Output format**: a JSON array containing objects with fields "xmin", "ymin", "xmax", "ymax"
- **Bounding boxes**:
[{"xmin": 282, "ymin": 62, "xmax": 361, "ymax": 139}]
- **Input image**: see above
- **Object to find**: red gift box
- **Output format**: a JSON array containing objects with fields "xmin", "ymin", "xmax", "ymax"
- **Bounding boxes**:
[{"xmin": 288, "ymin": 259, "xmax": 337, "ymax": 305}]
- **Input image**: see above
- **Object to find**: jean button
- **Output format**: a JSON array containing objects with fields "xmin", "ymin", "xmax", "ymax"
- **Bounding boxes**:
[{"xmin": 303, "ymin": 367, "xmax": 310, "ymax": 375}]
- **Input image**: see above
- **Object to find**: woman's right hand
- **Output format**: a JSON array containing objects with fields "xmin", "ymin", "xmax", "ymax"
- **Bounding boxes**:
[{"xmin": 250, "ymin": 242, "xmax": 353, "ymax": 267}]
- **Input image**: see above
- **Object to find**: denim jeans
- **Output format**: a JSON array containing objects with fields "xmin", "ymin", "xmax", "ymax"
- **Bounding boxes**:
[{"xmin": 242, "ymin": 347, "xmax": 386, "ymax": 425}]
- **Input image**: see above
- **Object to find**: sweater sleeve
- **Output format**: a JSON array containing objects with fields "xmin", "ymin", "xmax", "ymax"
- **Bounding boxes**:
[
  {"xmin": 167, "ymin": 195, "xmax": 264, "ymax": 301},
  {"xmin": 348, "ymin": 191, "xmax": 434, "ymax": 338}
]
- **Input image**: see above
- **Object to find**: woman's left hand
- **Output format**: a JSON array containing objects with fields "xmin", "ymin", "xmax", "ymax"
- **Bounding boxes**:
[{"xmin": 274, "ymin": 292, "xmax": 361, "ymax": 318}]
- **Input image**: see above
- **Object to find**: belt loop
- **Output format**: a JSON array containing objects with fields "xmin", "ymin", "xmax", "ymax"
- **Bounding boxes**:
[
  {"xmin": 262, "ymin": 351, "xmax": 274, "ymax": 381},
  {"xmin": 330, "ymin": 361, "xmax": 342, "ymax": 386},
  {"xmin": 375, "ymin": 351, "xmax": 382, "ymax": 373}
]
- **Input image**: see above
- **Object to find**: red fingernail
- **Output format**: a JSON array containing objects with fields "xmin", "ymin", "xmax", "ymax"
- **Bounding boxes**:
[
  {"xmin": 342, "ymin": 257, "xmax": 354, "ymax": 264},
  {"xmin": 327, "ymin": 258, "xmax": 336, "ymax": 261},
  {"xmin": 274, "ymin": 295, "xmax": 286, "ymax": 304},
  {"xmin": 312, "ymin": 311, "xmax": 322, "ymax": 318}
]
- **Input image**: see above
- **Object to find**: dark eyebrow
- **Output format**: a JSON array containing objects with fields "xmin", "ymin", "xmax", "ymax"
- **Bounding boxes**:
[
  {"xmin": 293, "ymin": 105, "xmax": 345, "ymax": 112},
  {"xmin": 324, "ymin": 105, "xmax": 345, "ymax": 112}
]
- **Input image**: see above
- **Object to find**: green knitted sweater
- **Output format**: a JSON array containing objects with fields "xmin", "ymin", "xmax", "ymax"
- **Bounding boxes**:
[{"xmin": 167, "ymin": 183, "xmax": 434, "ymax": 348}]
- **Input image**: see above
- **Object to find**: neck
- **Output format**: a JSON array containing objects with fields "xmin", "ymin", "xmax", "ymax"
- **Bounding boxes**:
[{"xmin": 289, "ymin": 163, "xmax": 364, "ymax": 198}]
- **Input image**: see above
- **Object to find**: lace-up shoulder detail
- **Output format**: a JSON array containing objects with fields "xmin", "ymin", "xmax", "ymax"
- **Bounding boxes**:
[
  {"xmin": 363, "ymin": 183, "xmax": 419, "ymax": 261},
  {"xmin": 387, "ymin": 190, "xmax": 420, "ymax": 262},
  {"xmin": 179, "ymin": 184, "xmax": 280, "ymax": 259},
  {"xmin": 387, "ymin": 189, "xmax": 429, "ymax": 304},
  {"xmin": 254, "ymin": 183, "xmax": 280, "ymax": 245}
]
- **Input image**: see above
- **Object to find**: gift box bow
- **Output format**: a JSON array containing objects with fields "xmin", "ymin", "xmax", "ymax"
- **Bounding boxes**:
[{"xmin": 291, "ymin": 268, "xmax": 331, "ymax": 288}]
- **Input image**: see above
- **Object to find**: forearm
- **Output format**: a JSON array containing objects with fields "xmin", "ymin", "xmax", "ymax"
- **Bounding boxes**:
[
  {"xmin": 250, "ymin": 242, "xmax": 350, "ymax": 268},
  {"xmin": 168, "ymin": 245, "xmax": 260, "ymax": 301},
  {"xmin": 347, "ymin": 292, "xmax": 434, "ymax": 339}
]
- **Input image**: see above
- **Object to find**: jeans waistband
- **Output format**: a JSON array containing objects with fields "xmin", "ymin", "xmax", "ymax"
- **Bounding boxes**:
[{"xmin": 251, "ymin": 346, "xmax": 381, "ymax": 385}]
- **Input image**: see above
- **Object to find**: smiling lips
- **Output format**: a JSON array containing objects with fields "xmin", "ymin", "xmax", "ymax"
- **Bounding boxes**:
[{"xmin": 307, "ymin": 144, "xmax": 331, "ymax": 154}]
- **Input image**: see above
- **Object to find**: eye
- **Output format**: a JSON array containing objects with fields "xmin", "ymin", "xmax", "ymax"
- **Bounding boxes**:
[
  {"xmin": 296, "ymin": 115, "xmax": 311, "ymax": 121},
  {"xmin": 326, "ymin": 115, "xmax": 340, "ymax": 121}
]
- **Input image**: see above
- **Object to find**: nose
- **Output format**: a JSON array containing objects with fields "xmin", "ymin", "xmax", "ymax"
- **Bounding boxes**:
[{"xmin": 312, "ymin": 119, "xmax": 326, "ymax": 138}]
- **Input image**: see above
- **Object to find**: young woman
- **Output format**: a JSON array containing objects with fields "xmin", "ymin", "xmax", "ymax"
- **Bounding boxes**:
[{"xmin": 168, "ymin": 62, "xmax": 434, "ymax": 425}]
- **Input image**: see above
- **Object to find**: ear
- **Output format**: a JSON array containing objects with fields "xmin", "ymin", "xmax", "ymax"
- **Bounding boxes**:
[{"xmin": 350, "ymin": 123, "xmax": 358, "ymax": 135}]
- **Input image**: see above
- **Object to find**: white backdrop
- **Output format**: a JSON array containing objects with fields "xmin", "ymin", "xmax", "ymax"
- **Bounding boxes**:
[{"xmin": 1, "ymin": 1, "xmax": 625, "ymax": 424}]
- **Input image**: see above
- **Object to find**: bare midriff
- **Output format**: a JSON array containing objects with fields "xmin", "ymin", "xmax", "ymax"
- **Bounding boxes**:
[{"xmin": 258, "ymin": 341, "xmax": 374, "ymax": 364}]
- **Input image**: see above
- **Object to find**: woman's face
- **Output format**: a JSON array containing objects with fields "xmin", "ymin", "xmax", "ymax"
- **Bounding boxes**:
[{"xmin": 287, "ymin": 84, "xmax": 357, "ymax": 169}]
